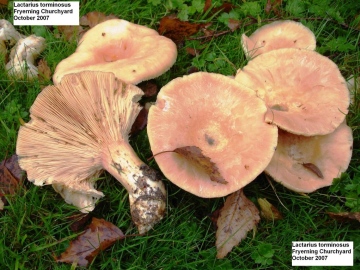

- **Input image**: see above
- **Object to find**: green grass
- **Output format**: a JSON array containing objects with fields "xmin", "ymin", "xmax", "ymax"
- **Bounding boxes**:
[{"xmin": 1, "ymin": 0, "xmax": 360, "ymax": 269}]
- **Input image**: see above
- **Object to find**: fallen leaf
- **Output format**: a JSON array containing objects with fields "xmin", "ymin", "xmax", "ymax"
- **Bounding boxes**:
[
  {"xmin": 158, "ymin": 15, "xmax": 208, "ymax": 45},
  {"xmin": 216, "ymin": 189, "xmax": 260, "ymax": 258},
  {"xmin": 37, "ymin": 59, "xmax": 52, "ymax": 87},
  {"xmin": 257, "ymin": 198, "xmax": 283, "ymax": 220},
  {"xmin": 187, "ymin": 66, "xmax": 199, "ymax": 74},
  {"xmin": 174, "ymin": 146, "xmax": 227, "ymax": 184},
  {"xmin": 0, "ymin": 0, "xmax": 8, "ymax": 6},
  {"xmin": 203, "ymin": 0, "xmax": 212, "ymax": 13},
  {"xmin": 265, "ymin": 0, "xmax": 283, "ymax": 16},
  {"xmin": 228, "ymin": 18, "xmax": 240, "ymax": 31},
  {"xmin": 80, "ymin": 11, "xmax": 118, "ymax": 28},
  {"xmin": 0, "ymin": 154, "xmax": 24, "ymax": 209},
  {"xmin": 68, "ymin": 213, "xmax": 93, "ymax": 232},
  {"xmin": 57, "ymin": 25, "xmax": 84, "ymax": 42},
  {"xmin": 210, "ymin": 208, "xmax": 221, "ymax": 229},
  {"xmin": 186, "ymin": 47, "xmax": 201, "ymax": 57},
  {"xmin": 130, "ymin": 106, "xmax": 149, "ymax": 136},
  {"xmin": 302, "ymin": 163, "xmax": 324, "ymax": 179},
  {"xmin": 56, "ymin": 217, "xmax": 125, "ymax": 267},
  {"xmin": 211, "ymin": 2, "xmax": 236, "ymax": 15},
  {"xmin": 137, "ymin": 80, "xmax": 158, "ymax": 97},
  {"xmin": 327, "ymin": 212, "xmax": 360, "ymax": 223}
]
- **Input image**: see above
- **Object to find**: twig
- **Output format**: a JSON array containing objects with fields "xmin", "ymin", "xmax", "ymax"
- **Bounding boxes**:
[{"xmin": 265, "ymin": 175, "xmax": 290, "ymax": 212}]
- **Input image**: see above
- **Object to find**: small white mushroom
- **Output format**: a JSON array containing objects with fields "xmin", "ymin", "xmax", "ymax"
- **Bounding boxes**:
[
  {"xmin": 0, "ymin": 19, "xmax": 25, "ymax": 54},
  {"xmin": 5, "ymin": 35, "xmax": 46, "ymax": 80}
]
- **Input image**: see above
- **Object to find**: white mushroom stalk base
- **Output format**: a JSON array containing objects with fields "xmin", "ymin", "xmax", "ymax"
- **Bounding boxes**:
[{"xmin": 103, "ymin": 141, "xmax": 166, "ymax": 234}]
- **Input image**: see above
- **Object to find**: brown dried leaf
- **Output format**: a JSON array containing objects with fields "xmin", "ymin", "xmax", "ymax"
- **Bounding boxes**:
[
  {"xmin": 211, "ymin": 2, "xmax": 236, "ymax": 15},
  {"xmin": 302, "ymin": 163, "xmax": 324, "ymax": 179},
  {"xmin": 187, "ymin": 66, "xmax": 199, "ymax": 74},
  {"xmin": 158, "ymin": 15, "xmax": 207, "ymax": 45},
  {"xmin": 257, "ymin": 198, "xmax": 283, "ymax": 220},
  {"xmin": 186, "ymin": 47, "xmax": 200, "ymax": 57},
  {"xmin": 210, "ymin": 208, "xmax": 222, "ymax": 230},
  {"xmin": 56, "ymin": 217, "xmax": 125, "ymax": 267},
  {"xmin": 80, "ymin": 11, "xmax": 118, "ymax": 28},
  {"xmin": 228, "ymin": 18, "xmax": 240, "ymax": 32},
  {"xmin": 204, "ymin": 0, "xmax": 212, "ymax": 13},
  {"xmin": 130, "ymin": 106, "xmax": 148, "ymax": 136},
  {"xmin": 37, "ymin": 59, "xmax": 52, "ymax": 87},
  {"xmin": 68, "ymin": 213, "xmax": 93, "ymax": 232},
  {"xmin": 202, "ymin": 28, "xmax": 216, "ymax": 37},
  {"xmin": 0, "ymin": 154, "xmax": 24, "ymax": 209},
  {"xmin": 265, "ymin": 0, "xmax": 283, "ymax": 16},
  {"xmin": 57, "ymin": 25, "xmax": 84, "ymax": 42},
  {"xmin": 138, "ymin": 80, "xmax": 158, "ymax": 97},
  {"xmin": 216, "ymin": 189, "xmax": 260, "ymax": 258},
  {"xmin": 0, "ymin": 0, "xmax": 8, "ymax": 6},
  {"xmin": 327, "ymin": 212, "xmax": 360, "ymax": 223},
  {"xmin": 174, "ymin": 146, "xmax": 227, "ymax": 184}
]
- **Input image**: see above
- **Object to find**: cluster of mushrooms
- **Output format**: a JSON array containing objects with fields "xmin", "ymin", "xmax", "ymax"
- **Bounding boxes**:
[{"xmin": 14, "ymin": 19, "xmax": 353, "ymax": 234}]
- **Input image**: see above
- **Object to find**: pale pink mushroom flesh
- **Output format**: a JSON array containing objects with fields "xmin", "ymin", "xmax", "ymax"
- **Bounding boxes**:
[
  {"xmin": 241, "ymin": 20, "xmax": 316, "ymax": 59},
  {"xmin": 265, "ymin": 121, "xmax": 353, "ymax": 193},
  {"xmin": 53, "ymin": 19, "xmax": 177, "ymax": 85},
  {"xmin": 148, "ymin": 72, "xmax": 278, "ymax": 198},
  {"xmin": 235, "ymin": 48, "xmax": 350, "ymax": 136}
]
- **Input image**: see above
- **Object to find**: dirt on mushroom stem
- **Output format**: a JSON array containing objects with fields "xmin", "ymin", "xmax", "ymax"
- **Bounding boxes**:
[{"xmin": 102, "ymin": 140, "xmax": 166, "ymax": 234}]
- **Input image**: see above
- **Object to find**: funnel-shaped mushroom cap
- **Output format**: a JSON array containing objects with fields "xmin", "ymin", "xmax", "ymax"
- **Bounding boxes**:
[
  {"xmin": 17, "ymin": 71, "xmax": 166, "ymax": 233},
  {"xmin": 53, "ymin": 19, "xmax": 177, "ymax": 85},
  {"xmin": 148, "ymin": 72, "xmax": 278, "ymax": 198},
  {"xmin": 241, "ymin": 20, "xmax": 316, "ymax": 59},
  {"xmin": 265, "ymin": 121, "xmax": 353, "ymax": 193},
  {"xmin": 235, "ymin": 48, "xmax": 350, "ymax": 136}
]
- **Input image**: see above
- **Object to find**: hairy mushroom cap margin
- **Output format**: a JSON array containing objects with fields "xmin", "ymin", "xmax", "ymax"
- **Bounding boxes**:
[
  {"xmin": 53, "ymin": 19, "xmax": 177, "ymax": 85},
  {"xmin": 235, "ymin": 48, "xmax": 350, "ymax": 136},
  {"xmin": 16, "ymin": 71, "xmax": 166, "ymax": 234},
  {"xmin": 241, "ymin": 20, "xmax": 316, "ymax": 59},
  {"xmin": 148, "ymin": 72, "xmax": 278, "ymax": 198},
  {"xmin": 265, "ymin": 121, "xmax": 353, "ymax": 193}
]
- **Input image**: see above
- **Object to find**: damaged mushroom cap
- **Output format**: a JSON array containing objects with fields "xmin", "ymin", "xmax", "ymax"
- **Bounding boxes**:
[
  {"xmin": 241, "ymin": 20, "xmax": 316, "ymax": 59},
  {"xmin": 235, "ymin": 48, "xmax": 350, "ymax": 136},
  {"xmin": 0, "ymin": 19, "xmax": 25, "ymax": 54},
  {"xmin": 5, "ymin": 35, "xmax": 46, "ymax": 80},
  {"xmin": 148, "ymin": 72, "xmax": 278, "ymax": 198},
  {"xmin": 16, "ymin": 71, "xmax": 166, "ymax": 234},
  {"xmin": 53, "ymin": 19, "xmax": 177, "ymax": 85},
  {"xmin": 265, "ymin": 121, "xmax": 353, "ymax": 193}
]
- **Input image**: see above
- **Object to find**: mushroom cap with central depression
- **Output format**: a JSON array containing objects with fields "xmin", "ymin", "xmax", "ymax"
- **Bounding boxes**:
[
  {"xmin": 53, "ymin": 19, "xmax": 177, "ymax": 85},
  {"xmin": 235, "ymin": 48, "xmax": 350, "ymax": 136},
  {"xmin": 148, "ymin": 72, "xmax": 278, "ymax": 198}
]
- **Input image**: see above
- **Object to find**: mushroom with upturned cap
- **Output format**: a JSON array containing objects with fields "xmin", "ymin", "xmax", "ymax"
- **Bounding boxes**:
[
  {"xmin": 241, "ymin": 20, "xmax": 316, "ymax": 59},
  {"xmin": 147, "ymin": 72, "xmax": 278, "ymax": 198},
  {"xmin": 0, "ymin": 19, "xmax": 25, "ymax": 55},
  {"xmin": 53, "ymin": 19, "xmax": 177, "ymax": 85},
  {"xmin": 235, "ymin": 48, "xmax": 350, "ymax": 136},
  {"xmin": 16, "ymin": 71, "xmax": 166, "ymax": 234},
  {"xmin": 5, "ymin": 35, "xmax": 46, "ymax": 80},
  {"xmin": 265, "ymin": 121, "xmax": 353, "ymax": 193}
]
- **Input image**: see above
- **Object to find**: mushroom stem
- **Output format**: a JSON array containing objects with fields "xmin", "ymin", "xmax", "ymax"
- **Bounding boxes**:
[{"xmin": 102, "ymin": 140, "xmax": 166, "ymax": 234}]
